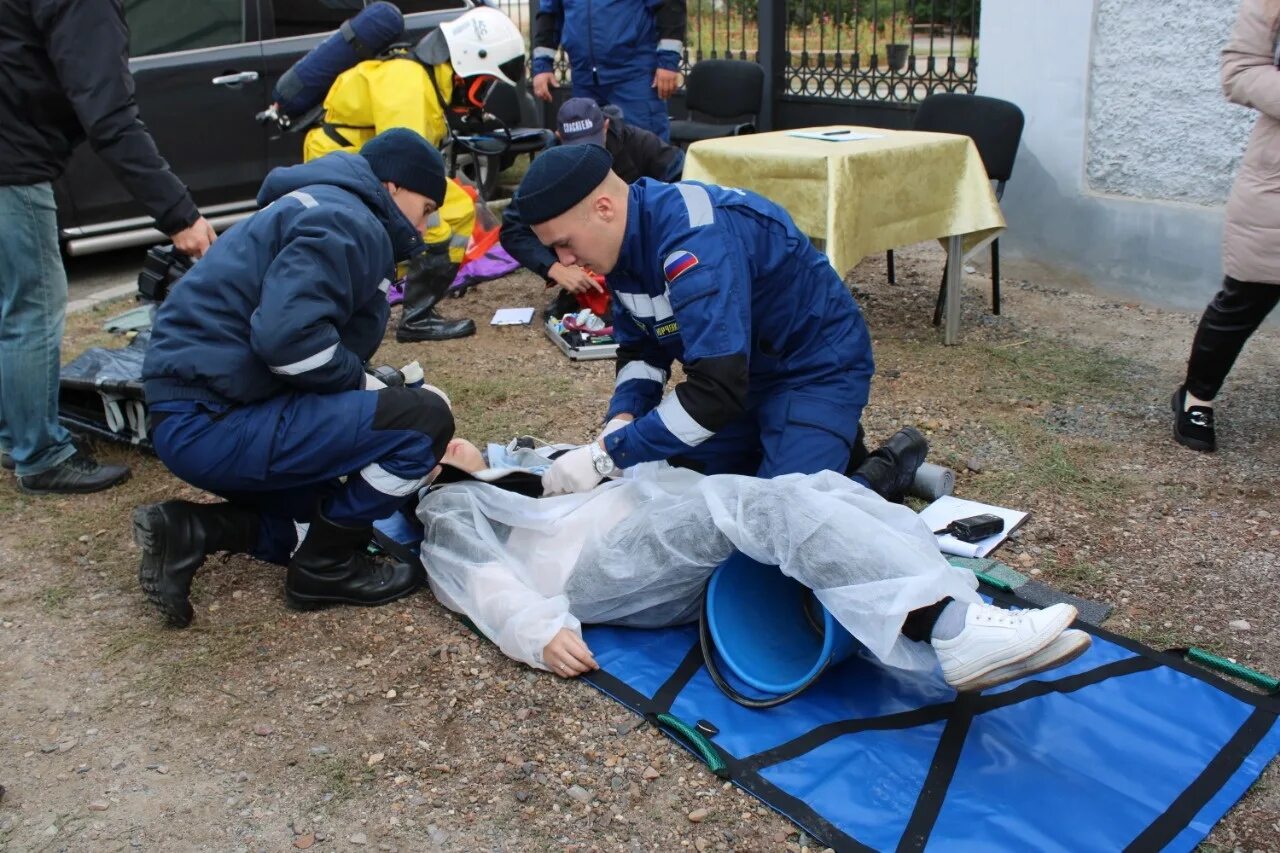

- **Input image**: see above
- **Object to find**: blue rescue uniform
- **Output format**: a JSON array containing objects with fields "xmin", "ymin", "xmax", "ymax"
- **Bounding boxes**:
[
  {"xmin": 602, "ymin": 179, "xmax": 874, "ymax": 478},
  {"xmin": 142, "ymin": 154, "xmax": 453, "ymax": 564},
  {"xmin": 532, "ymin": 0, "xmax": 684, "ymax": 140}
]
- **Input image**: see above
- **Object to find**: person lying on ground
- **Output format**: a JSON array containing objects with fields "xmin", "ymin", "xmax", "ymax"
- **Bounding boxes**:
[{"xmin": 416, "ymin": 438, "xmax": 1091, "ymax": 693}]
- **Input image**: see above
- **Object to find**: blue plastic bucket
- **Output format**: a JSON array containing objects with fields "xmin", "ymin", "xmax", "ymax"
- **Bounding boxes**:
[{"xmin": 704, "ymin": 551, "xmax": 858, "ymax": 696}]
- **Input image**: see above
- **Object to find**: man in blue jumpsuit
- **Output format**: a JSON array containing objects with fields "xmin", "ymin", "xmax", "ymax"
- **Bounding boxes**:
[
  {"xmin": 135, "ymin": 129, "xmax": 455, "ymax": 628},
  {"xmin": 531, "ymin": 0, "xmax": 685, "ymax": 141},
  {"xmin": 517, "ymin": 145, "xmax": 926, "ymax": 496}
]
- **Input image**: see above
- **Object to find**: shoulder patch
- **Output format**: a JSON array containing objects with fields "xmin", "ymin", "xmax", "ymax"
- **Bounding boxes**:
[{"xmin": 663, "ymin": 250, "xmax": 699, "ymax": 282}]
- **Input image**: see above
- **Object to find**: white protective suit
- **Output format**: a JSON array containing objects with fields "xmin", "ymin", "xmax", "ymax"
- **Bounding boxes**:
[{"xmin": 417, "ymin": 464, "xmax": 981, "ymax": 674}]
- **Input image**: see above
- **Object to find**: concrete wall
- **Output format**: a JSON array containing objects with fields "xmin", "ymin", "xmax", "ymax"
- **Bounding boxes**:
[{"xmin": 978, "ymin": 0, "xmax": 1253, "ymax": 311}]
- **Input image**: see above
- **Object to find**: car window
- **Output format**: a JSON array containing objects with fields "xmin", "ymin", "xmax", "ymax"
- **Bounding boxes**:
[
  {"xmin": 125, "ymin": 0, "xmax": 245, "ymax": 57},
  {"xmin": 272, "ymin": 0, "xmax": 471, "ymax": 39}
]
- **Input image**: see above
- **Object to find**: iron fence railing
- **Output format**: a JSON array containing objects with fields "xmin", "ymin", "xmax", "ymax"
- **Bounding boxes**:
[{"xmin": 506, "ymin": 0, "xmax": 978, "ymax": 109}]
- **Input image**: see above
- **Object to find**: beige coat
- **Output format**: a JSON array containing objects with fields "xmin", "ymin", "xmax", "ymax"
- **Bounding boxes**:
[{"xmin": 1222, "ymin": 0, "xmax": 1280, "ymax": 284}]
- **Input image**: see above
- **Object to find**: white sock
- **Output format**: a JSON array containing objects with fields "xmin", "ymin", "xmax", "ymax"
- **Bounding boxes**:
[
  {"xmin": 930, "ymin": 600, "xmax": 970, "ymax": 642},
  {"xmin": 1184, "ymin": 390, "xmax": 1213, "ymax": 411}
]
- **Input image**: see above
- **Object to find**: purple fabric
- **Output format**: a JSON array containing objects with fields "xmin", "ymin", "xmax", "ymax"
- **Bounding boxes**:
[{"xmin": 449, "ymin": 244, "xmax": 520, "ymax": 292}]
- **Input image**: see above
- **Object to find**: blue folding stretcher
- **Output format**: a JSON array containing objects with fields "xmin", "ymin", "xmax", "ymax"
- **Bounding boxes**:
[
  {"xmin": 372, "ymin": 516, "xmax": 1279, "ymax": 852},
  {"xmin": 579, "ymin": 583, "xmax": 1280, "ymax": 852}
]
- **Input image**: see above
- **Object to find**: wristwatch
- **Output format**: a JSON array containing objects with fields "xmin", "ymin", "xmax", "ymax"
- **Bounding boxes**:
[{"xmin": 589, "ymin": 440, "xmax": 616, "ymax": 477}]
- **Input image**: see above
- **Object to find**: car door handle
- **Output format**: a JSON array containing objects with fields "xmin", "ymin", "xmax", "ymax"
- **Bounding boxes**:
[{"xmin": 211, "ymin": 71, "xmax": 259, "ymax": 86}]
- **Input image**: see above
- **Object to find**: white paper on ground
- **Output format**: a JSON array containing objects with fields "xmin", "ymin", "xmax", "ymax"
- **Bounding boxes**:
[
  {"xmin": 491, "ymin": 307, "xmax": 535, "ymax": 326},
  {"xmin": 917, "ymin": 495, "xmax": 1030, "ymax": 558}
]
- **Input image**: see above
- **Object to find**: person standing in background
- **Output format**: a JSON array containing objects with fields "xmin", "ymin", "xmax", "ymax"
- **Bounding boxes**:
[
  {"xmin": 0, "ymin": 0, "xmax": 215, "ymax": 494},
  {"xmin": 1172, "ymin": 0, "xmax": 1280, "ymax": 452},
  {"xmin": 530, "ymin": 0, "xmax": 686, "ymax": 141}
]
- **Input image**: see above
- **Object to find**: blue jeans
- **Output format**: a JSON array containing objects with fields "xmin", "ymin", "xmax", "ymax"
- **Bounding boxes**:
[{"xmin": 0, "ymin": 183, "xmax": 75, "ymax": 476}]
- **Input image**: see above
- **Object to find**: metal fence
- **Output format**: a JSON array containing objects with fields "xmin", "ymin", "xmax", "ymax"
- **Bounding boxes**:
[{"xmin": 504, "ymin": 0, "xmax": 978, "ymax": 114}]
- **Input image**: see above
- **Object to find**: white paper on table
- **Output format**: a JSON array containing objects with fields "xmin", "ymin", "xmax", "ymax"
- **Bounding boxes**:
[
  {"xmin": 917, "ymin": 495, "xmax": 1030, "ymax": 558},
  {"xmin": 491, "ymin": 307, "xmax": 535, "ymax": 326},
  {"xmin": 786, "ymin": 129, "xmax": 884, "ymax": 142}
]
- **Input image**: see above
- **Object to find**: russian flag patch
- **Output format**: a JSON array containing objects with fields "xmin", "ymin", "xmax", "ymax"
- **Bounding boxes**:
[{"xmin": 663, "ymin": 250, "xmax": 699, "ymax": 282}]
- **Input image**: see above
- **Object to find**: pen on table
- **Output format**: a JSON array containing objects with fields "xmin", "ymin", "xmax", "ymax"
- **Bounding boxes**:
[{"xmin": 822, "ymin": 129, "xmax": 852, "ymax": 136}]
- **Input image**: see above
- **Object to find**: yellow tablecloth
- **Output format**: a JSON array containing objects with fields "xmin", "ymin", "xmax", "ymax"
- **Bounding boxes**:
[{"xmin": 682, "ymin": 126, "xmax": 1006, "ymax": 277}]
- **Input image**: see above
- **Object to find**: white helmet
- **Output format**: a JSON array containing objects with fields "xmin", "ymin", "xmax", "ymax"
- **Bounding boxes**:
[{"xmin": 440, "ymin": 7, "xmax": 526, "ymax": 86}]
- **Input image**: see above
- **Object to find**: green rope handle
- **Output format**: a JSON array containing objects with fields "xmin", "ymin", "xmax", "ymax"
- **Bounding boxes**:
[
  {"xmin": 654, "ymin": 713, "xmax": 729, "ymax": 778},
  {"xmin": 1186, "ymin": 647, "xmax": 1280, "ymax": 693}
]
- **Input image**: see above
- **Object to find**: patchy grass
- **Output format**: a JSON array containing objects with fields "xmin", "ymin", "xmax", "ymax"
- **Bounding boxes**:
[
  {"xmin": 39, "ymin": 583, "xmax": 73, "ymax": 615},
  {"xmin": 973, "ymin": 339, "xmax": 1134, "ymax": 405}
]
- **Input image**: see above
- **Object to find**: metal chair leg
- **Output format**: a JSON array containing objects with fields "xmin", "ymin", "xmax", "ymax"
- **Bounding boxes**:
[
  {"xmin": 932, "ymin": 266, "xmax": 947, "ymax": 326},
  {"xmin": 886, "ymin": 249, "xmax": 896, "ymax": 284},
  {"xmin": 991, "ymin": 239, "xmax": 1001, "ymax": 315}
]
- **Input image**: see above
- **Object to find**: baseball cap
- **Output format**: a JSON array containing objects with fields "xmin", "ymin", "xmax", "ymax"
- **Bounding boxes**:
[{"xmin": 557, "ymin": 98, "xmax": 607, "ymax": 147}]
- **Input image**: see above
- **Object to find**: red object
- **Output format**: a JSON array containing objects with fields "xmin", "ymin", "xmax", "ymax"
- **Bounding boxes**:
[{"xmin": 575, "ymin": 272, "xmax": 610, "ymax": 317}]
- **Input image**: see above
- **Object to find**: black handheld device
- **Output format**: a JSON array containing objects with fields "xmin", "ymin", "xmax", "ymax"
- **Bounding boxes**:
[{"xmin": 934, "ymin": 513, "xmax": 1005, "ymax": 543}]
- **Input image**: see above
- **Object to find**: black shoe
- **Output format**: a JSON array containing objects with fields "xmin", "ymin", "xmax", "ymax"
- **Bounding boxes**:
[
  {"xmin": 396, "ymin": 306, "xmax": 476, "ymax": 342},
  {"xmin": 133, "ymin": 500, "xmax": 261, "ymax": 628},
  {"xmin": 285, "ymin": 511, "xmax": 422, "ymax": 610},
  {"xmin": 1172, "ymin": 387, "xmax": 1216, "ymax": 452},
  {"xmin": 18, "ymin": 450, "xmax": 130, "ymax": 495},
  {"xmin": 395, "ymin": 245, "xmax": 476, "ymax": 342},
  {"xmin": 853, "ymin": 426, "xmax": 929, "ymax": 502}
]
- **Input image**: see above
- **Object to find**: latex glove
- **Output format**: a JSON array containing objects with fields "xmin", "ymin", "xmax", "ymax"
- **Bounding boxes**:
[
  {"xmin": 600, "ymin": 417, "xmax": 630, "ymax": 438},
  {"xmin": 363, "ymin": 372, "xmax": 387, "ymax": 390},
  {"xmin": 542, "ymin": 627, "xmax": 599, "ymax": 677},
  {"xmin": 541, "ymin": 443, "xmax": 601, "ymax": 496}
]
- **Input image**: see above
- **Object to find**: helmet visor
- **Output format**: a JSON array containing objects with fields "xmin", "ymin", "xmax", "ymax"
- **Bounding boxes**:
[{"xmin": 498, "ymin": 55, "xmax": 526, "ymax": 84}]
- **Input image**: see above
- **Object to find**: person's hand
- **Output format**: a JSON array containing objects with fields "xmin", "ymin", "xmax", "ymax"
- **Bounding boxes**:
[
  {"xmin": 652, "ymin": 68, "xmax": 680, "ymax": 100},
  {"xmin": 549, "ymin": 262, "xmax": 603, "ymax": 294},
  {"xmin": 532, "ymin": 72, "xmax": 558, "ymax": 102},
  {"xmin": 541, "ymin": 443, "xmax": 603, "ymax": 495},
  {"xmin": 171, "ymin": 216, "xmax": 216, "ymax": 259},
  {"xmin": 543, "ymin": 627, "xmax": 598, "ymax": 676}
]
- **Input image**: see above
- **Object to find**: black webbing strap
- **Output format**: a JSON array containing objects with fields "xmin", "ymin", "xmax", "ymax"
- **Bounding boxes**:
[
  {"xmin": 1124, "ymin": 706, "xmax": 1277, "ymax": 852},
  {"xmin": 896, "ymin": 695, "xmax": 978, "ymax": 852}
]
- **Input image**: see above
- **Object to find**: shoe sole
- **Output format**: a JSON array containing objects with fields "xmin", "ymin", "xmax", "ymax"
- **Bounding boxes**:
[
  {"xmin": 132, "ymin": 505, "xmax": 194, "ymax": 629},
  {"xmin": 1170, "ymin": 391, "xmax": 1215, "ymax": 453},
  {"xmin": 941, "ymin": 603, "xmax": 1078, "ymax": 687},
  {"xmin": 951, "ymin": 629, "xmax": 1093, "ymax": 692},
  {"xmin": 284, "ymin": 580, "xmax": 423, "ymax": 612},
  {"xmin": 19, "ymin": 468, "xmax": 131, "ymax": 495}
]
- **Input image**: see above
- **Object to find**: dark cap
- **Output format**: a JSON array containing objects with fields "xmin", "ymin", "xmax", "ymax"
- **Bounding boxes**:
[
  {"xmin": 513, "ymin": 144, "xmax": 614, "ymax": 224},
  {"xmin": 557, "ymin": 97, "xmax": 607, "ymax": 147},
  {"xmin": 359, "ymin": 128, "xmax": 447, "ymax": 206}
]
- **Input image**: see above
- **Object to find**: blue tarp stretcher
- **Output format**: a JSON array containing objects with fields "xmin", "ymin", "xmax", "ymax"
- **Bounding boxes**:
[
  {"xmin": 373, "ymin": 500, "xmax": 1279, "ymax": 851},
  {"xmin": 578, "ymin": 584, "xmax": 1279, "ymax": 852}
]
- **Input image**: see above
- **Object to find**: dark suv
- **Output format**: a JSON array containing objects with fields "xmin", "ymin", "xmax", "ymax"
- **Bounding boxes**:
[{"xmin": 56, "ymin": 0, "xmax": 473, "ymax": 256}]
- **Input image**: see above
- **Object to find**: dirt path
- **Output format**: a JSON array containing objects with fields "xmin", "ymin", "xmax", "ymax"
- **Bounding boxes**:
[{"xmin": 1, "ymin": 245, "xmax": 1277, "ymax": 851}]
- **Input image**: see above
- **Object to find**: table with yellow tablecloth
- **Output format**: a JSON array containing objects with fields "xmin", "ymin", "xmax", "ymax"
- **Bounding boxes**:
[{"xmin": 682, "ymin": 126, "xmax": 1006, "ymax": 344}]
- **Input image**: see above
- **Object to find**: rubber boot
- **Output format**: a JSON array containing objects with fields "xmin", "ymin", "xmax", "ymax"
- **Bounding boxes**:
[
  {"xmin": 285, "ymin": 510, "xmax": 422, "ymax": 610},
  {"xmin": 853, "ymin": 426, "xmax": 929, "ymax": 503},
  {"xmin": 133, "ymin": 500, "xmax": 260, "ymax": 628},
  {"xmin": 395, "ymin": 247, "xmax": 476, "ymax": 342}
]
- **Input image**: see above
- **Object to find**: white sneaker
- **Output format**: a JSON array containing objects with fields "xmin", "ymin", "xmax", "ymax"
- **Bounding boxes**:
[
  {"xmin": 933, "ymin": 601, "xmax": 1078, "ymax": 692},
  {"xmin": 958, "ymin": 628, "xmax": 1093, "ymax": 692}
]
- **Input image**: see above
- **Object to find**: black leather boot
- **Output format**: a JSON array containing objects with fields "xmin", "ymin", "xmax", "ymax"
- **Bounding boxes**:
[
  {"xmin": 285, "ymin": 510, "xmax": 422, "ymax": 610},
  {"xmin": 133, "ymin": 500, "xmax": 261, "ymax": 628},
  {"xmin": 853, "ymin": 427, "xmax": 929, "ymax": 502},
  {"xmin": 395, "ymin": 246, "xmax": 476, "ymax": 342}
]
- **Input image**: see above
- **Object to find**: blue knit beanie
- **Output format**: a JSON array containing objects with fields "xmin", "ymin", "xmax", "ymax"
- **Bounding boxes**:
[
  {"xmin": 515, "ymin": 144, "xmax": 614, "ymax": 224},
  {"xmin": 359, "ymin": 129, "xmax": 447, "ymax": 206}
]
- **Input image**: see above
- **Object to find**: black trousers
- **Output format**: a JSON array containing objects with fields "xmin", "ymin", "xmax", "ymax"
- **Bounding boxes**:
[{"xmin": 1184, "ymin": 275, "xmax": 1279, "ymax": 401}]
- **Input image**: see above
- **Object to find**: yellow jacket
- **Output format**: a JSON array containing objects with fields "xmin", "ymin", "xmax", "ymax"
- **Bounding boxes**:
[{"xmin": 303, "ymin": 55, "xmax": 473, "ymax": 262}]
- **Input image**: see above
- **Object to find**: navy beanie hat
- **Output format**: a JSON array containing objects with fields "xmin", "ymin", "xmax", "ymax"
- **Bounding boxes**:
[
  {"xmin": 515, "ymin": 144, "xmax": 614, "ymax": 224},
  {"xmin": 360, "ymin": 128, "xmax": 447, "ymax": 206}
]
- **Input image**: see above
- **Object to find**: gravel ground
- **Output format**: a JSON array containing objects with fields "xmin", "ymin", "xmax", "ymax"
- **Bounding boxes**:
[{"xmin": 1, "ymin": 243, "xmax": 1276, "ymax": 851}]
